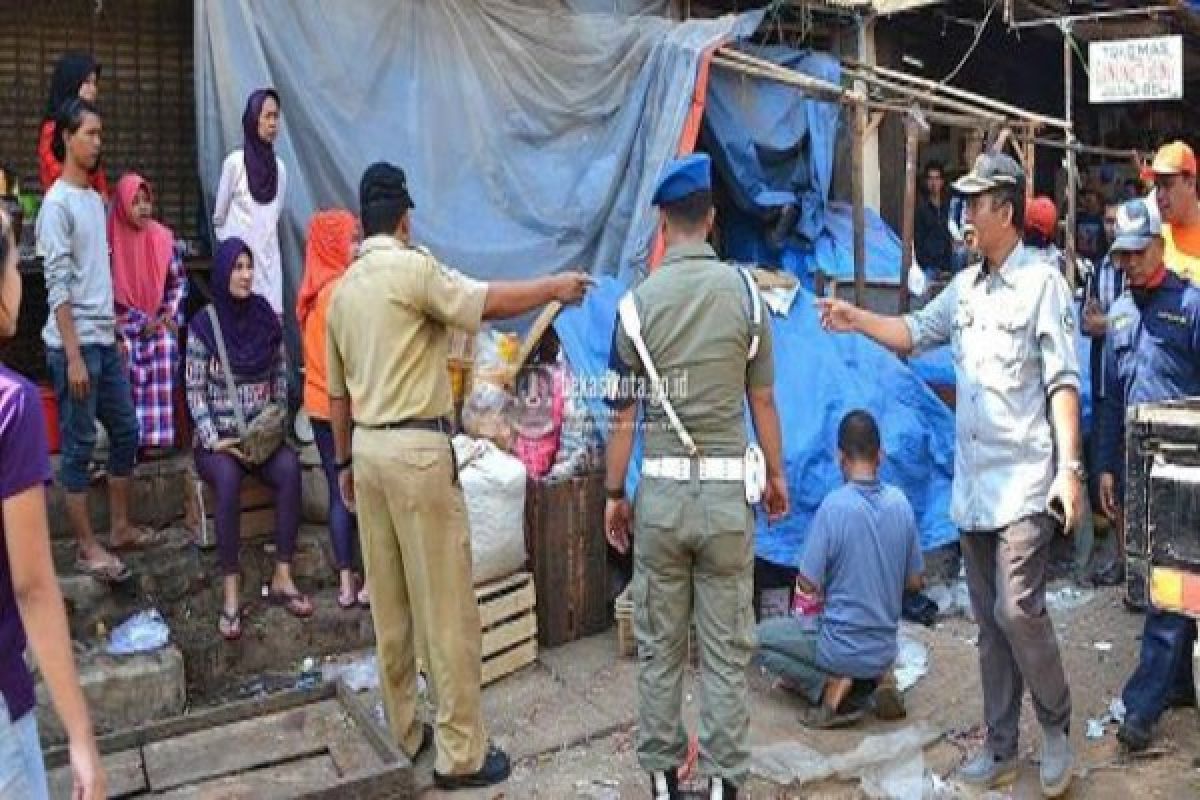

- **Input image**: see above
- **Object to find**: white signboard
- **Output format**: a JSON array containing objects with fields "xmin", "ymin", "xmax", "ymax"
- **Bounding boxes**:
[{"xmin": 1089, "ymin": 36, "xmax": 1183, "ymax": 104}]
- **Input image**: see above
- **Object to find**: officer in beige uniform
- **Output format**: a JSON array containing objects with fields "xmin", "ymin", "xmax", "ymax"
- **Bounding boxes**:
[
  {"xmin": 326, "ymin": 162, "xmax": 591, "ymax": 791},
  {"xmin": 604, "ymin": 154, "xmax": 789, "ymax": 800}
]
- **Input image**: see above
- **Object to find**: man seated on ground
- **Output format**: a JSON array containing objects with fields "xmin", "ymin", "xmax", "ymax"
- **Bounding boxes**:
[{"xmin": 756, "ymin": 410, "xmax": 924, "ymax": 728}]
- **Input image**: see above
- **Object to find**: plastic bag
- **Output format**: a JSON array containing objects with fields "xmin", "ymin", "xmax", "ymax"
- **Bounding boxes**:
[
  {"xmin": 453, "ymin": 435, "xmax": 528, "ymax": 583},
  {"xmin": 106, "ymin": 609, "xmax": 170, "ymax": 655},
  {"xmin": 548, "ymin": 365, "xmax": 602, "ymax": 480},
  {"xmin": 514, "ymin": 363, "xmax": 565, "ymax": 479},
  {"xmin": 461, "ymin": 382, "xmax": 517, "ymax": 451}
]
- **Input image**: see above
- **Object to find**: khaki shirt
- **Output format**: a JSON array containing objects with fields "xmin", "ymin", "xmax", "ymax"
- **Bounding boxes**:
[
  {"xmin": 326, "ymin": 236, "xmax": 487, "ymax": 425},
  {"xmin": 607, "ymin": 242, "xmax": 774, "ymax": 458},
  {"xmin": 903, "ymin": 241, "xmax": 1080, "ymax": 532}
]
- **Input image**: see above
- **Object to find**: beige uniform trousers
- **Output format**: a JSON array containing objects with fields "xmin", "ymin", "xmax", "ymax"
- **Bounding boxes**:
[{"xmin": 353, "ymin": 427, "xmax": 487, "ymax": 776}]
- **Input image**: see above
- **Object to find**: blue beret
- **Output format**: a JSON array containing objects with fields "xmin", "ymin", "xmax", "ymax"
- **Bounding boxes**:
[{"xmin": 652, "ymin": 153, "xmax": 712, "ymax": 206}]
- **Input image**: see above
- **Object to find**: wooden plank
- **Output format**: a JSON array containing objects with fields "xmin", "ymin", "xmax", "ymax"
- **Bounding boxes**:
[
  {"xmin": 482, "ymin": 638, "xmax": 538, "ymax": 686},
  {"xmin": 153, "ymin": 753, "xmax": 340, "ymax": 800},
  {"xmin": 479, "ymin": 581, "xmax": 536, "ymax": 630},
  {"xmin": 47, "ymin": 748, "xmax": 144, "ymax": 799},
  {"xmin": 899, "ymin": 117, "xmax": 919, "ymax": 314},
  {"xmin": 335, "ymin": 680, "xmax": 404, "ymax": 766},
  {"xmin": 45, "ymin": 684, "xmax": 336, "ymax": 767},
  {"xmin": 144, "ymin": 706, "xmax": 330, "ymax": 791},
  {"xmin": 481, "ymin": 611, "xmax": 537, "ymax": 657}
]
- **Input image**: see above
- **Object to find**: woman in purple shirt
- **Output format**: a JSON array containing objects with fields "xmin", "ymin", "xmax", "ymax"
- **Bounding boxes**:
[{"xmin": 0, "ymin": 209, "xmax": 104, "ymax": 799}]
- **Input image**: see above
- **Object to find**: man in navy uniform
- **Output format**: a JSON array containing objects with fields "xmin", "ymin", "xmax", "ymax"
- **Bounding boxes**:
[{"xmin": 1095, "ymin": 197, "xmax": 1200, "ymax": 752}]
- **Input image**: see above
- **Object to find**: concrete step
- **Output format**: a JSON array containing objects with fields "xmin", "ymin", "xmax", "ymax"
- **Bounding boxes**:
[{"xmin": 35, "ymin": 645, "xmax": 187, "ymax": 746}]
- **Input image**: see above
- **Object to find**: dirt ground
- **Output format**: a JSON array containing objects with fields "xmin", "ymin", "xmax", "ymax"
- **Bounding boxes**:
[{"xmin": 384, "ymin": 581, "xmax": 1199, "ymax": 799}]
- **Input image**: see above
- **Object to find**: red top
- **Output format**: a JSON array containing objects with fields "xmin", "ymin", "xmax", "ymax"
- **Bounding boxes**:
[{"xmin": 37, "ymin": 119, "xmax": 109, "ymax": 196}]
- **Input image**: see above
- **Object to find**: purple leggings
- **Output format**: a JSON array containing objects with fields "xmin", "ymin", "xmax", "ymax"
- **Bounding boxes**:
[
  {"xmin": 194, "ymin": 445, "xmax": 301, "ymax": 575},
  {"xmin": 310, "ymin": 419, "xmax": 359, "ymax": 571}
]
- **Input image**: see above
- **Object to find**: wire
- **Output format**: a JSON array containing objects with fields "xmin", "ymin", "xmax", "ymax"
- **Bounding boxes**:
[{"xmin": 938, "ymin": 0, "xmax": 999, "ymax": 86}]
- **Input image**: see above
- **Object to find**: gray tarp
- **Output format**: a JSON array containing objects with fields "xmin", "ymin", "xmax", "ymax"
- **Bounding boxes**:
[{"xmin": 195, "ymin": 0, "xmax": 761, "ymax": 331}]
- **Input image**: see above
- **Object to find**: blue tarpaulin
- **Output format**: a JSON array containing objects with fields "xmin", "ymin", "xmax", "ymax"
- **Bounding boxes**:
[{"xmin": 554, "ymin": 278, "xmax": 959, "ymax": 566}]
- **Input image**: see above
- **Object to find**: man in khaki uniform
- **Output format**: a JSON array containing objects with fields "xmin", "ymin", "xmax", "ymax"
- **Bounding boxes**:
[
  {"xmin": 604, "ymin": 153, "xmax": 789, "ymax": 800},
  {"xmin": 326, "ymin": 162, "xmax": 591, "ymax": 791}
]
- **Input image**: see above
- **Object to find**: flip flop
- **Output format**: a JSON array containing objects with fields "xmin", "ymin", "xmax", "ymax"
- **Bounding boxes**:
[
  {"xmin": 109, "ymin": 526, "xmax": 167, "ymax": 552},
  {"xmin": 267, "ymin": 589, "xmax": 314, "ymax": 619},
  {"xmin": 337, "ymin": 589, "xmax": 357, "ymax": 611},
  {"xmin": 218, "ymin": 608, "xmax": 244, "ymax": 641},
  {"xmin": 74, "ymin": 556, "xmax": 132, "ymax": 584},
  {"xmin": 357, "ymin": 587, "xmax": 370, "ymax": 609}
]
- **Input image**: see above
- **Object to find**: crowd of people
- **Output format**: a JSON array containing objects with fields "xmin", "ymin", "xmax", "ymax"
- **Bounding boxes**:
[{"xmin": 0, "ymin": 44, "xmax": 1198, "ymax": 800}]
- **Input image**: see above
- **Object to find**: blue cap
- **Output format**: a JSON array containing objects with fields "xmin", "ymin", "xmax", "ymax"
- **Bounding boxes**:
[
  {"xmin": 652, "ymin": 153, "xmax": 712, "ymax": 206},
  {"xmin": 1110, "ymin": 197, "xmax": 1162, "ymax": 253}
]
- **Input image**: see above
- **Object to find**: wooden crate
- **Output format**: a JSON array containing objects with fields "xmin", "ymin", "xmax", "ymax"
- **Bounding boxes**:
[
  {"xmin": 525, "ymin": 472, "xmax": 612, "ymax": 647},
  {"xmin": 43, "ymin": 682, "xmax": 414, "ymax": 799},
  {"xmin": 477, "ymin": 572, "xmax": 538, "ymax": 685},
  {"xmin": 183, "ymin": 465, "xmax": 277, "ymax": 548}
]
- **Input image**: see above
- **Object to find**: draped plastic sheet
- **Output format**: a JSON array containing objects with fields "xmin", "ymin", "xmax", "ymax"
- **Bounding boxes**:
[
  {"xmin": 194, "ymin": 1, "xmax": 762, "ymax": 315},
  {"xmin": 554, "ymin": 278, "xmax": 959, "ymax": 566},
  {"xmin": 703, "ymin": 47, "xmax": 841, "ymax": 244}
]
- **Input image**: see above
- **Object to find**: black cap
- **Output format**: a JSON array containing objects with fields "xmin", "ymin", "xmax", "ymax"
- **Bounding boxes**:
[{"xmin": 359, "ymin": 162, "xmax": 414, "ymax": 217}]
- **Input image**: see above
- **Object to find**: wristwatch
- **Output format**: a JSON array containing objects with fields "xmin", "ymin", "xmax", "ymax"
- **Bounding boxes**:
[
  {"xmin": 1059, "ymin": 459, "xmax": 1086, "ymax": 481},
  {"xmin": 606, "ymin": 486, "xmax": 625, "ymax": 501}
]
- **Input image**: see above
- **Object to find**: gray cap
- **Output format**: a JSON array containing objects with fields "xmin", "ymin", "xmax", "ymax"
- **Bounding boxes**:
[
  {"xmin": 1109, "ymin": 197, "xmax": 1162, "ymax": 253},
  {"xmin": 953, "ymin": 153, "xmax": 1026, "ymax": 195}
]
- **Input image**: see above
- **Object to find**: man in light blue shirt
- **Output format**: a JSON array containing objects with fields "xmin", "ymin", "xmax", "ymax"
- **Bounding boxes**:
[{"xmin": 757, "ymin": 410, "xmax": 923, "ymax": 727}]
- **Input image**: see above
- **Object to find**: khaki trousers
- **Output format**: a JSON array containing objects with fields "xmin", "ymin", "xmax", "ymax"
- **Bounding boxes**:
[{"xmin": 354, "ymin": 428, "xmax": 487, "ymax": 776}]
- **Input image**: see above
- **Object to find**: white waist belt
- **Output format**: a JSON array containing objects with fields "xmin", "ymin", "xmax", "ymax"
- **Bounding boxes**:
[{"xmin": 642, "ymin": 457, "xmax": 744, "ymax": 482}]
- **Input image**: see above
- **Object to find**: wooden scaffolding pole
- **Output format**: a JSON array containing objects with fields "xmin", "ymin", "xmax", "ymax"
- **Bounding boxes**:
[
  {"xmin": 852, "ymin": 103, "xmax": 867, "ymax": 306},
  {"xmin": 900, "ymin": 116, "xmax": 919, "ymax": 313},
  {"xmin": 1063, "ymin": 22, "xmax": 1078, "ymax": 289}
]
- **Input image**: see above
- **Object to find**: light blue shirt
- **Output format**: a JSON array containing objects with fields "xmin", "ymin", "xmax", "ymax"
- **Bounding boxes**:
[
  {"xmin": 37, "ymin": 181, "xmax": 115, "ymax": 349},
  {"xmin": 903, "ymin": 242, "xmax": 1081, "ymax": 531},
  {"xmin": 799, "ymin": 480, "xmax": 923, "ymax": 679}
]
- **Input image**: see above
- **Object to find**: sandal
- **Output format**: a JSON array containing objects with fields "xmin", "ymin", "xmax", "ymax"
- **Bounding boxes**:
[
  {"xmin": 799, "ymin": 703, "xmax": 865, "ymax": 730},
  {"xmin": 337, "ymin": 587, "xmax": 357, "ymax": 611},
  {"xmin": 357, "ymin": 586, "xmax": 370, "ymax": 609},
  {"xmin": 267, "ymin": 589, "xmax": 314, "ymax": 619},
  {"xmin": 109, "ymin": 526, "xmax": 167, "ymax": 552},
  {"xmin": 74, "ymin": 555, "xmax": 132, "ymax": 584},
  {"xmin": 219, "ymin": 608, "xmax": 244, "ymax": 641}
]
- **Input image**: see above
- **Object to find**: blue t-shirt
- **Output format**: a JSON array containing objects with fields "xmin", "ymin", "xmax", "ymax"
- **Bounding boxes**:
[
  {"xmin": 798, "ymin": 480, "xmax": 923, "ymax": 679},
  {"xmin": 0, "ymin": 366, "xmax": 54, "ymax": 721}
]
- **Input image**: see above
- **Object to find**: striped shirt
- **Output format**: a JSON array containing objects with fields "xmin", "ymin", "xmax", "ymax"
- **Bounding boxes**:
[{"xmin": 184, "ymin": 330, "xmax": 286, "ymax": 450}]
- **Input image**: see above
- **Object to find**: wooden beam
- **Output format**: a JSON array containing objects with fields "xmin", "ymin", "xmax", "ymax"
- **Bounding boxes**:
[
  {"xmin": 900, "ymin": 117, "xmax": 919, "ymax": 314},
  {"xmin": 713, "ymin": 49, "xmax": 858, "ymax": 104},
  {"xmin": 847, "ymin": 61, "xmax": 1071, "ymax": 131},
  {"xmin": 852, "ymin": 103, "xmax": 867, "ymax": 307},
  {"xmin": 843, "ymin": 66, "xmax": 1009, "ymax": 123}
]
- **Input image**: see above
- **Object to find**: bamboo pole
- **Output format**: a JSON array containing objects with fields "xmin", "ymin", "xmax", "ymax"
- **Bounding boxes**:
[
  {"xmin": 847, "ymin": 60, "xmax": 1071, "ymax": 132},
  {"xmin": 713, "ymin": 49, "xmax": 856, "ymax": 103},
  {"xmin": 1063, "ymin": 23, "xmax": 1078, "ymax": 289}
]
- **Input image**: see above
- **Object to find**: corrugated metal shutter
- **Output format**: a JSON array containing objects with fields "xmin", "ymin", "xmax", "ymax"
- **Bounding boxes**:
[{"xmin": 0, "ymin": 0, "xmax": 197, "ymax": 242}]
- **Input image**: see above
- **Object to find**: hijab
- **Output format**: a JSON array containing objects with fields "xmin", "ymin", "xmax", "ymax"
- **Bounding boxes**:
[
  {"xmin": 108, "ymin": 174, "xmax": 175, "ymax": 316},
  {"xmin": 296, "ymin": 210, "xmax": 358, "ymax": 329},
  {"xmin": 241, "ymin": 89, "xmax": 280, "ymax": 205},
  {"xmin": 44, "ymin": 52, "xmax": 98, "ymax": 120},
  {"xmin": 189, "ymin": 238, "xmax": 281, "ymax": 377}
]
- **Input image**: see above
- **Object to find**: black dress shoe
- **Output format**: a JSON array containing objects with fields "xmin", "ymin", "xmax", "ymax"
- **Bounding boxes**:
[{"xmin": 433, "ymin": 745, "xmax": 511, "ymax": 790}]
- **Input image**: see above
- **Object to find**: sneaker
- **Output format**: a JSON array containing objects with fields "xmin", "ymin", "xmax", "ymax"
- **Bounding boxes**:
[
  {"xmin": 649, "ymin": 769, "xmax": 681, "ymax": 799},
  {"xmin": 708, "ymin": 776, "xmax": 738, "ymax": 799},
  {"xmin": 956, "ymin": 747, "xmax": 1019, "ymax": 788},
  {"xmin": 1040, "ymin": 726, "xmax": 1074, "ymax": 798},
  {"xmin": 433, "ymin": 745, "xmax": 511, "ymax": 790},
  {"xmin": 1117, "ymin": 714, "xmax": 1153, "ymax": 752}
]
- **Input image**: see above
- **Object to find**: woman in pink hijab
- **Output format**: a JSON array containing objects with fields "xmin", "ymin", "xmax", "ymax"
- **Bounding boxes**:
[{"xmin": 110, "ymin": 173, "xmax": 186, "ymax": 450}]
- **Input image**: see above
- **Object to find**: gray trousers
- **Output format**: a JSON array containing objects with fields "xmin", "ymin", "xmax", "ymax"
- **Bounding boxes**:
[{"xmin": 960, "ymin": 514, "xmax": 1072, "ymax": 759}]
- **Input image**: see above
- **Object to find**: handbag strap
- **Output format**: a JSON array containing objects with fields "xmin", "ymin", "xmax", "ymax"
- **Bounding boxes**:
[{"xmin": 205, "ymin": 306, "xmax": 247, "ymax": 436}]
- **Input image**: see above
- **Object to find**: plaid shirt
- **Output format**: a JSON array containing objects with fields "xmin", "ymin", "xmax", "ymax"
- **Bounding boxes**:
[{"xmin": 116, "ymin": 254, "xmax": 186, "ymax": 448}]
